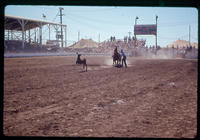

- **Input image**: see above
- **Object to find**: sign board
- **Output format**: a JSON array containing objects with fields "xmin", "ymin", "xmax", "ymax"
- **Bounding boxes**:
[
  {"xmin": 56, "ymin": 34, "xmax": 63, "ymax": 39},
  {"xmin": 134, "ymin": 24, "xmax": 157, "ymax": 35}
]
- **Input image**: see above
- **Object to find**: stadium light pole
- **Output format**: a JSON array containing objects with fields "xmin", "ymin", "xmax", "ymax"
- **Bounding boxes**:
[
  {"xmin": 65, "ymin": 25, "xmax": 67, "ymax": 47},
  {"xmin": 134, "ymin": 16, "xmax": 139, "ymax": 47},
  {"xmin": 155, "ymin": 15, "xmax": 158, "ymax": 55},
  {"xmin": 59, "ymin": 7, "xmax": 64, "ymax": 48}
]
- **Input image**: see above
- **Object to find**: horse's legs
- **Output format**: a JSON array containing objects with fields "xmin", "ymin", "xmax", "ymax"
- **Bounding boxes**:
[
  {"xmin": 82, "ymin": 63, "xmax": 87, "ymax": 71},
  {"xmin": 81, "ymin": 59, "xmax": 87, "ymax": 71},
  {"xmin": 85, "ymin": 64, "xmax": 87, "ymax": 71},
  {"xmin": 82, "ymin": 63, "xmax": 84, "ymax": 70}
]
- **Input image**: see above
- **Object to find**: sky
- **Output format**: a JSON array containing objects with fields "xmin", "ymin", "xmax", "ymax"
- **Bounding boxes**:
[{"xmin": 5, "ymin": 5, "xmax": 198, "ymax": 47}]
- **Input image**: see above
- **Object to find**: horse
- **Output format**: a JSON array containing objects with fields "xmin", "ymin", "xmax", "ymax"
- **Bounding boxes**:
[
  {"xmin": 76, "ymin": 54, "xmax": 87, "ymax": 72},
  {"xmin": 112, "ymin": 52, "xmax": 121, "ymax": 65}
]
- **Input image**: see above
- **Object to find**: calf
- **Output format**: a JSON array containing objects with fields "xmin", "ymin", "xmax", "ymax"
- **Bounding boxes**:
[{"xmin": 76, "ymin": 54, "xmax": 87, "ymax": 71}]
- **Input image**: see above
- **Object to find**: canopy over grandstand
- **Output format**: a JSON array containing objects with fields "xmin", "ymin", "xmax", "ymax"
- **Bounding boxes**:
[
  {"xmin": 4, "ymin": 15, "xmax": 67, "ymax": 50},
  {"xmin": 5, "ymin": 15, "xmax": 66, "ymax": 31}
]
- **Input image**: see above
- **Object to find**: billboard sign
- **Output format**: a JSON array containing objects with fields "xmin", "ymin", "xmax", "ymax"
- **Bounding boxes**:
[{"xmin": 134, "ymin": 24, "xmax": 157, "ymax": 35}]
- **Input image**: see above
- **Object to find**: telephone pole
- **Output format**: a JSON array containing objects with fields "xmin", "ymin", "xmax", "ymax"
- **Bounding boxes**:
[
  {"xmin": 98, "ymin": 33, "xmax": 100, "ymax": 47},
  {"xmin": 134, "ymin": 16, "xmax": 139, "ymax": 47},
  {"xmin": 128, "ymin": 32, "xmax": 131, "ymax": 38},
  {"xmin": 189, "ymin": 25, "xmax": 191, "ymax": 47},
  {"xmin": 78, "ymin": 31, "xmax": 80, "ymax": 42},
  {"xmin": 59, "ymin": 7, "xmax": 64, "ymax": 48},
  {"xmin": 98, "ymin": 33, "xmax": 100, "ymax": 43}
]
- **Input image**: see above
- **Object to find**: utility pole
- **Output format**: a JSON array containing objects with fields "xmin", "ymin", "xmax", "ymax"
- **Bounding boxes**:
[
  {"xmin": 59, "ymin": 7, "xmax": 64, "ymax": 48},
  {"xmin": 98, "ymin": 33, "xmax": 100, "ymax": 47},
  {"xmin": 128, "ymin": 31, "xmax": 131, "ymax": 43},
  {"xmin": 128, "ymin": 32, "xmax": 131, "ymax": 38},
  {"xmin": 134, "ymin": 16, "xmax": 139, "ymax": 47},
  {"xmin": 98, "ymin": 33, "xmax": 100, "ymax": 43},
  {"xmin": 189, "ymin": 25, "xmax": 191, "ymax": 47},
  {"xmin": 78, "ymin": 31, "xmax": 80, "ymax": 42}
]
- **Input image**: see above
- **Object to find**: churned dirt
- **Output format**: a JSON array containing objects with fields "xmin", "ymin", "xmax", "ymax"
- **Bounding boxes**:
[{"xmin": 3, "ymin": 56, "xmax": 197, "ymax": 138}]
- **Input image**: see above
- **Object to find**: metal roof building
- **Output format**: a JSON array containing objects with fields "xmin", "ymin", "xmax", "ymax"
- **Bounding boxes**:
[{"xmin": 4, "ymin": 14, "xmax": 67, "ymax": 49}]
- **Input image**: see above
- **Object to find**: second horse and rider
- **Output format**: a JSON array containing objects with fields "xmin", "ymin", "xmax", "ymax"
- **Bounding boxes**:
[
  {"xmin": 76, "ymin": 46, "xmax": 127, "ymax": 71},
  {"xmin": 112, "ymin": 46, "xmax": 127, "ymax": 68}
]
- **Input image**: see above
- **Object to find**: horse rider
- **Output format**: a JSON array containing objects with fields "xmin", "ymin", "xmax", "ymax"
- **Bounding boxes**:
[
  {"xmin": 114, "ymin": 46, "xmax": 118, "ymax": 56},
  {"xmin": 121, "ymin": 49, "xmax": 127, "ymax": 68}
]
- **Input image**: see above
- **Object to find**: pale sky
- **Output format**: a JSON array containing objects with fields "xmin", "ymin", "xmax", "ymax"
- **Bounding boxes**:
[{"xmin": 5, "ymin": 5, "xmax": 198, "ymax": 47}]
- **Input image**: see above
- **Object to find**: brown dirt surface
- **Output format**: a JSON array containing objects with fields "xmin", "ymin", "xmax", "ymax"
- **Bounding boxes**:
[{"xmin": 3, "ymin": 56, "xmax": 197, "ymax": 138}]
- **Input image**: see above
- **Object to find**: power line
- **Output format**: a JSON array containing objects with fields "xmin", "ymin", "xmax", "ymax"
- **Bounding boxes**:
[
  {"xmin": 65, "ymin": 14, "xmax": 100, "ymax": 30},
  {"xmin": 52, "ymin": 11, "xmax": 59, "ymax": 22},
  {"xmin": 66, "ymin": 7, "xmax": 117, "ymax": 13},
  {"xmin": 41, "ymin": 11, "xmax": 60, "ymax": 40},
  {"xmin": 66, "ymin": 12, "xmax": 127, "ymax": 26}
]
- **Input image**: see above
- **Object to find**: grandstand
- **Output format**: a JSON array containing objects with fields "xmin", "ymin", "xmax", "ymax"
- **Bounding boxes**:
[{"xmin": 4, "ymin": 15, "xmax": 67, "ymax": 52}]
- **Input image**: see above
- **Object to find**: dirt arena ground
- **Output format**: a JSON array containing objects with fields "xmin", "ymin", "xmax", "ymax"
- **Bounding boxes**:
[{"xmin": 3, "ymin": 56, "xmax": 197, "ymax": 138}]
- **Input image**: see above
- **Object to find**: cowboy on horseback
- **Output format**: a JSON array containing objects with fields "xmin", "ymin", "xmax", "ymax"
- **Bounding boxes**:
[
  {"xmin": 114, "ymin": 46, "xmax": 118, "ymax": 57},
  {"xmin": 112, "ymin": 46, "xmax": 121, "ymax": 65}
]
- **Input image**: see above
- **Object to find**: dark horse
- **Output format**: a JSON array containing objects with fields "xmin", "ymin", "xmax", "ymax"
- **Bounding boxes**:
[
  {"xmin": 112, "ymin": 52, "xmax": 121, "ymax": 65},
  {"xmin": 76, "ymin": 53, "xmax": 87, "ymax": 71}
]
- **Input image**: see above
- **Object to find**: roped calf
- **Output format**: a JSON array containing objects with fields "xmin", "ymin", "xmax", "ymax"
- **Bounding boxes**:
[{"xmin": 76, "ymin": 54, "xmax": 87, "ymax": 71}]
